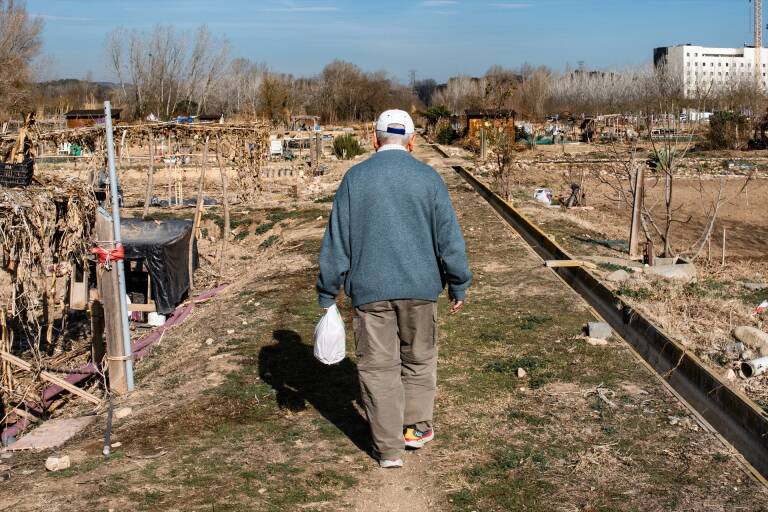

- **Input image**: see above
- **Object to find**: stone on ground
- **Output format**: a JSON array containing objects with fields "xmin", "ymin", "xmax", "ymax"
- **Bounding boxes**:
[
  {"xmin": 45, "ymin": 455, "xmax": 70, "ymax": 472},
  {"xmin": 114, "ymin": 407, "xmax": 133, "ymax": 420}
]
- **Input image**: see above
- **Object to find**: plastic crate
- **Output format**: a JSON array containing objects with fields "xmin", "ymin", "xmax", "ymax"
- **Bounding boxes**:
[{"xmin": 0, "ymin": 159, "xmax": 34, "ymax": 187}]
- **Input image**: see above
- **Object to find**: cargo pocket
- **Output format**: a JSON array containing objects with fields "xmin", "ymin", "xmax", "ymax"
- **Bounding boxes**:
[
  {"xmin": 432, "ymin": 303, "xmax": 438, "ymax": 346},
  {"xmin": 353, "ymin": 312, "xmax": 365, "ymax": 358}
]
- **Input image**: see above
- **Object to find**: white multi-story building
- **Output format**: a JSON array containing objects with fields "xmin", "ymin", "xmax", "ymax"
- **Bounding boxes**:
[{"xmin": 654, "ymin": 44, "xmax": 768, "ymax": 97}]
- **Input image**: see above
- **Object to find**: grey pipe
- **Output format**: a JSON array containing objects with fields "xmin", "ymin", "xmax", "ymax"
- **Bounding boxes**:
[
  {"xmin": 741, "ymin": 356, "xmax": 768, "ymax": 378},
  {"xmin": 104, "ymin": 101, "xmax": 135, "ymax": 392}
]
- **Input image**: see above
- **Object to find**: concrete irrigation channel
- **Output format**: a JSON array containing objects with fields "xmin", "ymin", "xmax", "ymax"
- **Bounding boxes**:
[{"xmin": 427, "ymin": 141, "xmax": 768, "ymax": 483}]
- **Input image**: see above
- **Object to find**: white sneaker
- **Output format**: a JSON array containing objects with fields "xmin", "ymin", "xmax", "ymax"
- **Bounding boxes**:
[{"xmin": 379, "ymin": 458, "xmax": 404, "ymax": 469}]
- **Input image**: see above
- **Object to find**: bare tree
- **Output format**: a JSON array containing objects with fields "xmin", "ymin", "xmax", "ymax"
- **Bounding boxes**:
[
  {"xmin": 515, "ymin": 64, "xmax": 552, "ymax": 119},
  {"xmin": 432, "ymin": 75, "xmax": 486, "ymax": 114},
  {"xmin": 106, "ymin": 24, "xmax": 229, "ymax": 120},
  {"xmin": 0, "ymin": 0, "xmax": 42, "ymax": 119},
  {"xmin": 594, "ymin": 64, "xmax": 755, "ymax": 259}
]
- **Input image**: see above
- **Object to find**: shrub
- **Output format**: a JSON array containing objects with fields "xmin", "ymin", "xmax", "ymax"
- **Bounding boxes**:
[
  {"xmin": 420, "ymin": 105, "xmax": 452, "ymax": 127},
  {"xmin": 436, "ymin": 125, "xmax": 458, "ymax": 145},
  {"xmin": 647, "ymin": 148, "xmax": 676, "ymax": 172},
  {"xmin": 333, "ymin": 134, "xmax": 365, "ymax": 160},
  {"xmin": 707, "ymin": 111, "xmax": 751, "ymax": 150}
]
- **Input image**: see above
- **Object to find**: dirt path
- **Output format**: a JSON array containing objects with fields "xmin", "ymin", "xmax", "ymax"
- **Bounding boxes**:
[{"xmin": 2, "ymin": 141, "xmax": 767, "ymax": 510}]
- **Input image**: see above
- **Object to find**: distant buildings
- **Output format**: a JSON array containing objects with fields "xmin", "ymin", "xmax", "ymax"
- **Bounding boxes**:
[{"xmin": 654, "ymin": 44, "xmax": 768, "ymax": 97}]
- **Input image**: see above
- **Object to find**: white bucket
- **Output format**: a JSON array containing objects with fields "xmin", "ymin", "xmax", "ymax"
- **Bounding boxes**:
[{"xmin": 147, "ymin": 312, "xmax": 166, "ymax": 327}]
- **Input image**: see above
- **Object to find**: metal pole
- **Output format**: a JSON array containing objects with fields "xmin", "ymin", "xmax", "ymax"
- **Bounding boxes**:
[{"xmin": 104, "ymin": 101, "xmax": 135, "ymax": 392}]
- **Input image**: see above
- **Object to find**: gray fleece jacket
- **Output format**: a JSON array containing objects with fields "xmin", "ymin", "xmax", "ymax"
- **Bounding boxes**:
[{"xmin": 316, "ymin": 148, "xmax": 472, "ymax": 308}]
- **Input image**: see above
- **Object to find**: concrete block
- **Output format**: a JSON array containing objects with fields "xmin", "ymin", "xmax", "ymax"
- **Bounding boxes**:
[
  {"xmin": 646, "ymin": 263, "xmax": 697, "ymax": 283},
  {"xmin": 588, "ymin": 322, "xmax": 612, "ymax": 340}
]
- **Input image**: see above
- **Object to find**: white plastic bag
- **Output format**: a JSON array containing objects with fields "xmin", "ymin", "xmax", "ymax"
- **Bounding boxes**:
[
  {"xmin": 533, "ymin": 187, "xmax": 553, "ymax": 206},
  {"xmin": 313, "ymin": 304, "xmax": 346, "ymax": 365}
]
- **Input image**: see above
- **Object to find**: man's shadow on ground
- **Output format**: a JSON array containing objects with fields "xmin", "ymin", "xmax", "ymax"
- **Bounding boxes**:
[{"xmin": 258, "ymin": 329, "xmax": 371, "ymax": 455}]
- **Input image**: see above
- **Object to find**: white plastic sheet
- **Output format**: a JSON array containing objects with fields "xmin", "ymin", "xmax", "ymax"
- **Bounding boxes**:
[{"xmin": 313, "ymin": 304, "xmax": 346, "ymax": 365}]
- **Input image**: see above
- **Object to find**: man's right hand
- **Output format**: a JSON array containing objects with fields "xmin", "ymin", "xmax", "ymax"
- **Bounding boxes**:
[{"xmin": 449, "ymin": 299, "xmax": 464, "ymax": 314}]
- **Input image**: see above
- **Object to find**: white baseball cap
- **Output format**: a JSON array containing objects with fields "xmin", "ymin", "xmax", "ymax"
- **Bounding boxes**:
[{"xmin": 376, "ymin": 109, "xmax": 415, "ymax": 135}]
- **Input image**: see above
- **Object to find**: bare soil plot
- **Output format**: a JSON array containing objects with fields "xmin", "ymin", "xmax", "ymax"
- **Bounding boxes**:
[{"xmin": 490, "ymin": 150, "xmax": 768, "ymax": 407}]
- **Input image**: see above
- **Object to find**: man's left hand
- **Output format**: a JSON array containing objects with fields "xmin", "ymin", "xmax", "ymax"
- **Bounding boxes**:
[{"xmin": 449, "ymin": 299, "xmax": 464, "ymax": 314}]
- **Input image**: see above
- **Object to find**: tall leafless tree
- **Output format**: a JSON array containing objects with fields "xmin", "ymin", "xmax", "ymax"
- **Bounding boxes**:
[{"xmin": 0, "ymin": 0, "xmax": 42, "ymax": 120}]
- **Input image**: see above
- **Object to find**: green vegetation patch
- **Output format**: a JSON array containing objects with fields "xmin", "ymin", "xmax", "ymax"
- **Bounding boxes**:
[
  {"xmin": 314, "ymin": 194, "xmax": 335, "ymax": 203},
  {"xmin": 598, "ymin": 262, "xmax": 634, "ymax": 273},
  {"xmin": 260, "ymin": 234, "xmax": 280, "ymax": 249},
  {"xmin": 516, "ymin": 314, "xmax": 552, "ymax": 331},
  {"xmin": 616, "ymin": 285, "xmax": 654, "ymax": 300}
]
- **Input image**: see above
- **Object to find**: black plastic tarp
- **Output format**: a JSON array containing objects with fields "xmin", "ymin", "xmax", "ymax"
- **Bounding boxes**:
[{"xmin": 121, "ymin": 218, "xmax": 198, "ymax": 315}]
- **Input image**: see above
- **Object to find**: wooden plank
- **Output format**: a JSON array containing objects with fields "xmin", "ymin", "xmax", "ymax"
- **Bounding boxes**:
[
  {"xmin": 544, "ymin": 259, "xmax": 597, "ymax": 270},
  {"xmin": 95, "ymin": 211, "xmax": 129, "ymax": 394},
  {"xmin": 127, "ymin": 303, "xmax": 156, "ymax": 313},
  {"xmin": 69, "ymin": 266, "xmax": 89, "ymax": 310},
  {"xmin": 0, "ymin": 350, "xmax": 101, "ymax": 405}
]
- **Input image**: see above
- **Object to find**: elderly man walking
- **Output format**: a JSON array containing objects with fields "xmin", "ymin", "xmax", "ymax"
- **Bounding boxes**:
[{"xmin": 316, "ymin": 109, "xmax": 472, "ymax": 468}]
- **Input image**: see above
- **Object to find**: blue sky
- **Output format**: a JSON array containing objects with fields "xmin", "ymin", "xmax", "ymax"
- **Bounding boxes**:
[{"xmin": 28, "ymin": 0, "xmax": 759, "ymax": 83}]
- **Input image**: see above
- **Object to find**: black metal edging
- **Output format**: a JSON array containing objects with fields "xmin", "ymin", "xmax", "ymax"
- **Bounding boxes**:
[{"xmin": 450, "ymin": 163, "xmax": 768, "ymax": 479}]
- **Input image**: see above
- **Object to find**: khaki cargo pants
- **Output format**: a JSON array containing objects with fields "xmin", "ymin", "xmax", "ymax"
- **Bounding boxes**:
[{"xmin": 353, "ymin": 299, "xmax": 438, "ymax": 460}]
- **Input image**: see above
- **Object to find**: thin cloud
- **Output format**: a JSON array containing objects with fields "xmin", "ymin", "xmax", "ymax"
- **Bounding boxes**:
[
  {"xmin": 262, "ymin": 6, "xmax": 338, "ymax": 12},
  {"xmin": 421, "ymin": 1, "xmax": 459, "ymax": 6},
  {"xmin": 34, "ymin": 14, "xmax": 95, "ymax": 21},
  {"xmin": 264, "ymin": 0, "xmax": 338, "ymax": 12},
  {"xmin": 489, "ymin": 2, "xmax": 533, "ymax": 8}
]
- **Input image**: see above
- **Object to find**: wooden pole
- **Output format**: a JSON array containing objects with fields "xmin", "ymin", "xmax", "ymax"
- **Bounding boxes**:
[
  {"xmin": 310, "ymin": 132, "xmax": 317, "ymax": 169},
  {"xmin": 142, "ymin": 134, "xmax": 155, "ymax": 219},
  {"xmin": 94, "ymin": 210, "xmax": 129, "ymax": 395},
  {"xmin": 628, "ymin": 166, "xmax": 645, "ymax": 259},
  {"xmin": 190, "ymin": 137, "xmax": 210, "ymax": 290},
  {"xmin": 1, "ymin": 308, "xmax": 11, "ymax": 424},
  {"xmin": 215, "ymin": 140, "xmax": 230, "ymax": 284},
  {"xmin": 721, "ymin": 227, "xmax": 727, "ymax": 266},
  {"xmin": 166, "ymin": 161, "xmax": 172, "ymax": 206},
  {"xmin": 118, "ymin": 130, "xmax": 127, "ymax": 168}
]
